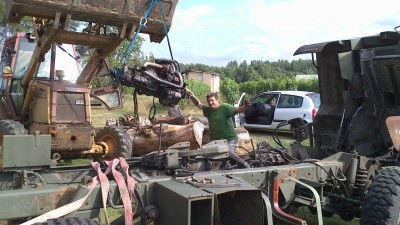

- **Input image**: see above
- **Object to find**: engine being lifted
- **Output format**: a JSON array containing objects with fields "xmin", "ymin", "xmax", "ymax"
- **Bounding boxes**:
[{"xmin": 122, "ymin": 58, "xmax": 187, "ymax": 106}]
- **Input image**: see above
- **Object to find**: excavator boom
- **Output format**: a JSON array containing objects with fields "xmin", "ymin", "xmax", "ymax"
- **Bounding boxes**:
[
  {"xmin": 6, "ymin": 0, "xmax": 179, "ymax": 87},
  {"xmin": 6, "ymin": 0, "xmax": 178, "ymax": 42}
]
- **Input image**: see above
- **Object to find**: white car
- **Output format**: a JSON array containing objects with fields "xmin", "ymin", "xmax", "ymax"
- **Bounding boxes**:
[{"xmin": 234, "ymin": 91, "xmax": 320, "ymax": 132}]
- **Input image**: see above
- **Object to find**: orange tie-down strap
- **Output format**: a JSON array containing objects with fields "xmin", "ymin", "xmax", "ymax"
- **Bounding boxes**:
[{"xmin": 21, "ymin": 158, "xmax": 136, "ymax": 225}]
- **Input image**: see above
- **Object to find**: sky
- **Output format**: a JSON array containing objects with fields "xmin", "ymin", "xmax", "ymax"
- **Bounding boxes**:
[{"xmin": 140, "ymin": 0, "xmax": 400, "ymax": 67}]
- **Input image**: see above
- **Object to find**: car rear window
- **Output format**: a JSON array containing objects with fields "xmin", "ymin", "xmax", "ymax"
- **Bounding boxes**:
[
  {"xmin": 278, "ymin": 95, "xmax": 303, "ymax": 108},
  {"xmin": 307, "ymin": 93, "xmax": 320, "ymax": 108}
]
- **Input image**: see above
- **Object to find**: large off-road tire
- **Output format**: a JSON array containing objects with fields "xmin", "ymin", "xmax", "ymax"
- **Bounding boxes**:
[
  {"xmin": 360, "ymin": 166, "xmax": 400, "ymax": 225},
  {"xmin": 0, "ymin": 119, "xmax": 28, "ymax": 134},
  {"xmin": 95, "ymin": 126, "xmax": 132, "ymax": 160},
  {"xmin": 0, "ymin": 120, "xmax": 28, "ymax": 143},
  {"xmin": 32, "ymin": 217, "xmax": 103, "ymax": 225}
]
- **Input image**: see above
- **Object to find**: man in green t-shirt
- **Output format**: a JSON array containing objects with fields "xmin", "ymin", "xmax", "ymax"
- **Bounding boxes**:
[{"xmin": 186, "ymin": 90, "xmax": 250, "ymax": 154}]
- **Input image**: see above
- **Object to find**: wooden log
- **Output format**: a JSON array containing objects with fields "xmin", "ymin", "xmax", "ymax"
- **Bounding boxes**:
[
  {"xmin": 127, "ymin": 121, "xmax": 210, "ymax": 156},
  {"xmin": 152, "ymin": 115, "xmax": 192, "ymax": 125}
]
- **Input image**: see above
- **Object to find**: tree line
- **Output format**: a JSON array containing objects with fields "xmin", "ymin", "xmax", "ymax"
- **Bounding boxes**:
[
  {"xmin": 182, "ymin": 59, "xmax": 319, "ymax": 105},
  {"xmin": 182, "ymin": 58, "xmax": 316, "ymax": 83}
]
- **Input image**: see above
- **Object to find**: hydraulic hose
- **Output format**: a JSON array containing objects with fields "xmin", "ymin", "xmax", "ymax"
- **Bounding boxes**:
[
  {"xmin": 135, "ymin": 188, "xmax": 147, "ymax": 225},
  {"xmin": 228, "ymin": 151, "xmax": 250, "ymax": 168}
]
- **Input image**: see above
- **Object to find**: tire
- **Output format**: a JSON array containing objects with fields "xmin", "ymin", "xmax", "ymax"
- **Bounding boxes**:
[
  {"xmin": 0, "ymin": 120, "xmax": 28, "ymax": 138},
  {"xmin": 95, "ymin": 126, "xmax": 132, "ymax": 160},
  {"xmin": 360, "ymin": 166, "xmax": 400, "ymax": 225},
  {"xmin": 33, "ymin": 217, "xmax": 103, "ymax": 225}
]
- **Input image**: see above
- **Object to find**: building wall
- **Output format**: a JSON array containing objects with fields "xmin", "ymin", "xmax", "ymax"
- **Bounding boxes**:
[
  {"xmin": 186, "ymin": 71, "xmax": 220, "ymax": 93},
  {"xmin": 295, "ymin": 74, "xmax": 318, "ymax": 80}
]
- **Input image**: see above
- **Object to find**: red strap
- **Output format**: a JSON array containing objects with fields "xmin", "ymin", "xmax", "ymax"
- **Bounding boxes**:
[
  {"xmin": 119, "ymin": 157, "xmax": 136, "ymax": 200},
  {"xmin": 21, "ymin": 176, "xmax": 99, "ymax": 225},
  {"xmin": 106, "ymin": 159, "xmax": 133, "ymax": 225},
  {"xmin": 92, "ymin": 161, "xmax": 111, "ymax": 225},
  {"xmin": 22, "ymin": 159, "xmax": 135, "ymax": 225}
]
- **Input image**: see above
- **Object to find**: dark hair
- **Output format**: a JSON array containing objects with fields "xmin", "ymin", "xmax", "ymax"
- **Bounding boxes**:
[{"xmin": 206, "ymin": 92, "xmax": 219, "ymax": 100}]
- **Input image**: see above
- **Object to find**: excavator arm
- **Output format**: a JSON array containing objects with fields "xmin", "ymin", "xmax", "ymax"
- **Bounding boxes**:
[{"xmin": 6, "ymin": 0, "xmax": 179, "ymax": 87}]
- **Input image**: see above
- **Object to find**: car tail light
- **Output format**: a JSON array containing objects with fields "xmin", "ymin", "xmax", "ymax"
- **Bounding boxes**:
[{"xmin": 312, "ymin": 108, "xmax": 317, "ymax": 120}]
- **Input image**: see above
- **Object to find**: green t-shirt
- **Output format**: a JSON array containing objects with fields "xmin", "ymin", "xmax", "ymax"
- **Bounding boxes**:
[{"xmin": 202, "ymin": 103, "xmax": 237, "ymax": 141}]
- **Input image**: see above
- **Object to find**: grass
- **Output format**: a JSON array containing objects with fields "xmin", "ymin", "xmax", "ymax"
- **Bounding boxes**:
[
  {"xmin": 87, "ymin": 96, "xmax": 360, "ymax": 225},
  {"xmin": 91, "ymin": 95, "xmax": 202, "ymax": 128},
  {"xmin": 282, "ymin": 207, "xmax": 360, "ymax": 225}
]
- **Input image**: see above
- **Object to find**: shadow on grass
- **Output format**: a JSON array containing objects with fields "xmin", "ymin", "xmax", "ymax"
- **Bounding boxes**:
[{"xmin": 277, "ymin": 206, "xmax": 360, "ymax": 225}]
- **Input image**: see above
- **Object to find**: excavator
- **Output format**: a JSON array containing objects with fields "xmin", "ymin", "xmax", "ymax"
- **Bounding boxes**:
[{"xmin": 0, "ymin": 0, "xmax": 179, "ymax": 160}]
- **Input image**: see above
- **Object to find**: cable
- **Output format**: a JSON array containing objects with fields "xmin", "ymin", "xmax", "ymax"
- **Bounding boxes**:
[
  {"xmin": 134, "ymin": 188, "xmax": 146, "ymax": 225},
  {"xmin": 158, "ymin": 1, "xmax": 174, "ymax": 60},
  {"xmin": 308, "ymin": 161, "xmax": 349, "ymax": 197},
  {"xmin": 57, "ymin": 44, "xmax": 79, "ymax": 60},
  {"xmin": 114, "ymin": 0, "xmax": 160, "ymax": 84},
  {"xmin": 148, "ymin": 97, "xmax": 156, "ymax": 121},
  {"xmin": 131, "ymin": 90, "xmax": 139, "ymax": 154},
  {"xmin": 133, "ymin": 90, "xmax": 139, "ymax": 121},
  {"xmin": 272, "ymin": 120, "xmax": 290, "ymax": 149},
  {"xmin": 120, "ymin": 0, "xmax": 159, "ymax": 65},
  {"xmin": 237, "ymin": 145, "xmax": 255, "ymax": 158}
]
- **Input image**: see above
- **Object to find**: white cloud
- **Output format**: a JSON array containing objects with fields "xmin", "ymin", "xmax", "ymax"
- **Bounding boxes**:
[{"xmin": 141, "ymin": 0, "xmax": 400, "ymax": 67}]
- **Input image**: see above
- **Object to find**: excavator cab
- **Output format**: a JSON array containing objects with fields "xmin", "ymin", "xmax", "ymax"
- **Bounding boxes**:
[
  {"xmin": 0, "ymin": 32, "xmax": 124, "ymax": 158},
  {"xmin": 0, "ymin": 0, "xmax": 179, "ymax": 160}
]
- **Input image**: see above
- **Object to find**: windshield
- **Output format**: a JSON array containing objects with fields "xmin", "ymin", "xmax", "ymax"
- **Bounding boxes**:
[
  {"xmin": 14, "ymin": 38, "xmax": 35, "ymax": 78},
  {"xmin": 14, "ymin": 39, "xmax": 81, "ymax": 81},
  {"xmin": 37, "ymin": 45, "xmax": 81, "ymax": 81},
  {"xmin": 306, "ymin": 93, "xmax": 320, "ymax": 108}
]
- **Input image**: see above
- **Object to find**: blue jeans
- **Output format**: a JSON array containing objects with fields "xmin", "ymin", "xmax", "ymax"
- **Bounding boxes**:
[{"xmin": 228, "ymin": 139, "xmax": 237, "ymax": 154}]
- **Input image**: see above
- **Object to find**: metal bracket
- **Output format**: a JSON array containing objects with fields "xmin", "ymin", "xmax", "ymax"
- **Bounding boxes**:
[
  {"xmin": 274, "ymin": 170, "xmax": 323, "ymax": 225},
  {"xmin": 130, "ymin": 171, "xmax": 149, "ymax": 183},
  {"xmin": 261, "ymin": 192, "xmax": 274, "ymax": 225}
]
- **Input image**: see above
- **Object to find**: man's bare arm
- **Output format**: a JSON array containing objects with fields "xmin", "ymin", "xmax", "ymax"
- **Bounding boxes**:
[
  {"xmin": 186, "ymin": 89, "xmax": 203, "ymax": 109},
  {"xmin": 236, "ymin": 99, "xmax": 251, "ymax": 113}
]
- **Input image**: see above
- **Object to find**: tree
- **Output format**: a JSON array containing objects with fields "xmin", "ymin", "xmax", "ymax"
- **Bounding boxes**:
[
  {"xmin": 220, "ymin": 77, "xmax": 239, "ymax": 104},
  {"xmin": 0, "ymin": 0, "xmax": 32, "ymax": 51},
  {"xmin": 181, "ymin": 79, "xmax": 211, "ymax": 109},
  {"xmin": 236, "ymin": 60, "xmax": 249, "ymax": 82}
]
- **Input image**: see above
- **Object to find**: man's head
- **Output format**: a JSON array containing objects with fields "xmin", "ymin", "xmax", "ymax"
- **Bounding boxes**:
[{"xmin": 206, "ymin": 92, "xmax": 220, "ymax": 110}]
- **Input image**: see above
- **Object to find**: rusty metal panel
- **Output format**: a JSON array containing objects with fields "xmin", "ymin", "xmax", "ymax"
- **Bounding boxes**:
[
  {"xmin": 56, "ymin": 92, "xmax": 86, "ymax": 123},
  {"xmin": 30, "ymin": 82, "xmax": 51, "ymax": 124},
  {"xmin": 6, "ymin": 0, "xmax": 179, "ymax": 43},
  {"xmin": 386, "ymin": 116, "xmax": 400, "ymax": 151},
  {"xmin": 50, "ymin": 124, "xmax": 94, "ymax": 151}
]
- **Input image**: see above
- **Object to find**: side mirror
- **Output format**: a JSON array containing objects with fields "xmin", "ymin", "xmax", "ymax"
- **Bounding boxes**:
[{"xmin": 2, "ymin": 66, "xmax": 12, "ymax": 77}]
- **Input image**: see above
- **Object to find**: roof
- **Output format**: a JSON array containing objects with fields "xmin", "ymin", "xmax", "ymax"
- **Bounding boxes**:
[
  {"xmin": 295, "ymin": 74, "xmax": 318, "ymax": 80},
  {"xmin": 187, "ymin": 71, "xmax": 220, "ymax": 76},
  {"xmin": 259, "ymin": 90, "xmax": 318, "ymax": 97}
]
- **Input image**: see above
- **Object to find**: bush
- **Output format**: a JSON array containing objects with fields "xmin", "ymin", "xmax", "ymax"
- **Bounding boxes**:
[
  {"xmin": 220, "ymin": 77, "xmax": 240, "ymax": 104},
  {"xmin": 238, "ymin": 77, "xmax": 319, "ymax": 95},
  {"xmin": 182, "ymin": 79, "xmax": 211, "ymax": 109}
]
